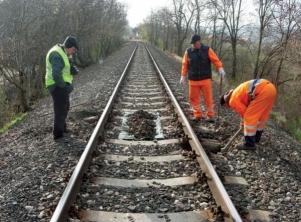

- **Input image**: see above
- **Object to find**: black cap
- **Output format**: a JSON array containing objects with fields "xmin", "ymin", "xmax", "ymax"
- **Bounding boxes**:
[
  {"xmin": 64, "ymin": 36, "xmax": 79, "ymax": 50},
  {"xmin": 219, "ymin": 94, "xmax": 226, "ymax": 106},
  {"xmin": 189, "ymin": 34, "xmax": 201, "ymax": 44},
  {"xmin": 220, "ymin": 89, "xmax": 234, "ymax": 106}
]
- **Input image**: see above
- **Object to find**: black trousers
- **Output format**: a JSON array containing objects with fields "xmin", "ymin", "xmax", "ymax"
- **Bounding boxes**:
[{"xmin": 50, "ymin": 87, "xmax": 70, "ymax": 139}]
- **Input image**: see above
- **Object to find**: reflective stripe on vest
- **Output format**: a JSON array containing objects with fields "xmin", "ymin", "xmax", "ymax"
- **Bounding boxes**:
[
  {"xmin": 257, "ymin": 121, "xmax": 266, "ymax": 131},
  {"xmin": 247, "ymin": 79, "xmax": 264, "ymax": 100},
  {"xmin": 45, "ymin": 45, "xmax": 73, "ymax": 86},
  {"xmin": 206, "ymin": 106, "xmax": 214, "ymax": 112},
  {"xmin": 191, "ymin": 104, "xmax": 201, "ymax": 111},
  {"xmin": 244, "ymin": 124, "xmax": 257, "ymax": 136}
]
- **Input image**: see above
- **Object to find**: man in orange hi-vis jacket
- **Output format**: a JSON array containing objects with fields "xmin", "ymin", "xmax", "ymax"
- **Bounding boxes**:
[
  {"xmin": 220, "ymin": 79, "xmax": 277, "ymax": 150},
  {"xmin": 180, "ymin": 34, "xmax": 225, "ymax": 122}
]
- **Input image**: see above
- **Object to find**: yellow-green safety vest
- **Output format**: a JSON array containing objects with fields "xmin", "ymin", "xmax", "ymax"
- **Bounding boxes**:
[{"xmin": 45, "ymin": 45, "xmax": 73, "ymax": 86}]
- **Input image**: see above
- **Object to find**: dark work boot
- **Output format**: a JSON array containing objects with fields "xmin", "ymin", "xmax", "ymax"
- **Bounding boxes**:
[
  {"xmin": 235, "ymin": 143, "xmax": 256, "ymax": 150},
  {"xmin": 205, "ymin": 117, "xmax": 215, "ymax": 123},
  {"xmin": 64, "ymin": 128, "xmax": 73, "ymax": 134},
  {"xmin": 255, "ymin": 130, "xmax": 263, "ymax": 143},
  {"xmin": 192, "ymin": 116, "xmax": 204, "ymax": 121},
  {"xmin": 236, "ymin": 135, "xmax": 256, "ymax": 150},
  {"xmin": 54, "ymin": 135, "xmax": 69, "ymax": 143}
]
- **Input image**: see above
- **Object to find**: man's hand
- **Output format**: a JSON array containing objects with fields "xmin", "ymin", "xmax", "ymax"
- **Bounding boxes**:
[
  {"xmin": 218, "ymin": 68, "xmax": 226, "ymax": 78},
  {"xmin": 180, "ymin": 76, "xmax": 186, "ymax": 85},
  {"xmin": 71, "ymin": 65, "xmax": 78, "ymax": 75},
  {"xmin": 240, "ymin": 120, "xmax": 244, "ymax": 129}
]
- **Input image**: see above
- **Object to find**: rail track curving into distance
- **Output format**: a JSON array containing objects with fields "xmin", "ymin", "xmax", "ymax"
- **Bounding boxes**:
[{"xmin": 50, "ymin": 42, "xmax": 242, "ymax": 222}]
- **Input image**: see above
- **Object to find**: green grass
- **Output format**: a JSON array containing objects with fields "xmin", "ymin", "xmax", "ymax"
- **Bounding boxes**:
[
  {"xmin": 271, "ymin": 111, "xmax": 287, "ymax": 124},
  {"xmin": 287, "ymin": 118, "xmax": 301, "ymax": 141},
  {"xmin": 271, "ymin": 111, "xmax": 301, "ymax": 142},
  {"xmin": 0, "ymin": 113, "xmax": 27, "ymax": 133}
]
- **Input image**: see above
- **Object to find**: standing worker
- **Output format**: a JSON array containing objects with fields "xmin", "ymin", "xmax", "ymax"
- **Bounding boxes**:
[
  {"xmin": 220, "ymin": 79, "xmax": 277, "ymax": 150},
  {"xmin": 180, "ymin": 34, "xmax": 226, "ymax": 122},
  {"xmin": 45, "ymin": 36, "xmax": 79, "ymax": 142}
]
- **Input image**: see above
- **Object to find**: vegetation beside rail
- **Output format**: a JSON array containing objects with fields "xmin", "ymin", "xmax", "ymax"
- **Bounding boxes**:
[
  {"xmin": 0, "ymin": 113, "xmax": 26, "ymax": 133},
  {"xmin": 1, "ymin": 0, "xmax": 301, "ymax": 141}
]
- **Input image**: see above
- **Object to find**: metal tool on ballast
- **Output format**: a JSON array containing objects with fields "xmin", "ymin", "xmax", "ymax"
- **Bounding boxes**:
[
  {"xmin": 217, "ymin": 76, "xmax": 223, "ymax": 120},
  {"xmin": 220, "ymin": 127, "xmax": 242, "ymax": 153}
]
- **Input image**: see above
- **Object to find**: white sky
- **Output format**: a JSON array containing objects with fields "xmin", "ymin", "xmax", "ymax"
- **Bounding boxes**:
[
  {"xmin": 118, "ymin": 0, "xmax": 257, "ymax": 28},
  {"xmin": 118, "ymin": 0, "xmax": 169, "ymax": 27}
]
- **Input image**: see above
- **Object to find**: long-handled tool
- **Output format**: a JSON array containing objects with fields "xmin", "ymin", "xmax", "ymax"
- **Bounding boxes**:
[
  {"xmin": 39, "ymin": 102, "xmax": 88, "ymax": 117},
  {"xmin": 220, "ymin": 127, "xmax": 242, "ymax": 153},
  {"xmin": 217, "ymin": 77, "xmax": 223, "ymax": 120}
]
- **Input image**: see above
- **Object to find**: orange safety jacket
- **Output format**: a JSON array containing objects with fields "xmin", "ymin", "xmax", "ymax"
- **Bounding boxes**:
[
  {"xmin": 225, "ymin": 79, "xmax": 276, "ymax": 146},
  {"xmin": 228, "ymin": 79, "xmax": 270, "ymax": 118}
]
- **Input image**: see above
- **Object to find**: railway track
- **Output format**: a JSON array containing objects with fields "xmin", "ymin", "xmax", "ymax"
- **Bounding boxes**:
[
  {"xmin": 1, "ymin": 41, "xmax": 300, "ymax": 222},
  {"xmin": 49, "ymin": 42, "xmax": 261, "ymax": 222}
]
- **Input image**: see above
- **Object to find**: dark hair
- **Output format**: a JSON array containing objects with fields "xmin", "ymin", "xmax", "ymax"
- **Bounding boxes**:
[
  {"xmin": 189, "ymin": 34, "xmax": 201, "ymax": 44},
  {"xmin": 64, "ymin": 36, "xmax": 79, "ymax": 50},
  {"xmin": 220, "ymin": 90, "xmax": 233, "ymax": 107},
  {"xmin": 220, "ymin": 94, "xmax": 226, "ymax": 106}
]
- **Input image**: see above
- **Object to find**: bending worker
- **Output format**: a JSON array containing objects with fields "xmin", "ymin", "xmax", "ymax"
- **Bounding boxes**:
[
  {"xmin": 220, "ymin": 79, "xmax": 277, "ymax": 150},
  {"xmin": 180, "ymin": 34, "xmax": 226, "ymax": 122}
]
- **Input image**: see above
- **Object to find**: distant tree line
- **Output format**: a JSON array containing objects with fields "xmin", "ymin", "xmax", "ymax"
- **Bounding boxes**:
[
  {"xmin": 0, "ymin": 0, "xmax": 128, "ymax": 117},
  {"xmin": 140, "ymin": 0, "xmax": 301, "ymax": 81},
  {"xmin": 138, "ymin": 0, "xmax": 301, "ymax": 127},
  {"xmin": 1, "ymin": 0, "xmax": 301, "ymax": 134}
]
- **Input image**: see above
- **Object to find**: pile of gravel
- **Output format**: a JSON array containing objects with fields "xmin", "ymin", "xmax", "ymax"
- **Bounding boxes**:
[{"xmin": 127, "ymin": 110, "xmax": 156, "ymax": 140}]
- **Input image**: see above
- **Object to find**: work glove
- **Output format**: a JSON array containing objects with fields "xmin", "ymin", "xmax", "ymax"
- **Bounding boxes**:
[
  {"xmin": 218, "ymin": 68, "xmax": 226, "ymax": 79},
  {"xmin": 240, "ymin": 119, "xmax": 244, "ymax": 129},
  {"xmin": 70, "ymin": 65, "xmax": 78, "ymax": 75},
  {"xmin": 180, "ymin": 76, "xmax": 186, "ymax": 85}
]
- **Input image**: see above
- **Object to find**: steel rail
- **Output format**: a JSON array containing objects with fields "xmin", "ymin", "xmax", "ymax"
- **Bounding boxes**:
[
  {"xmin": 144, "ymin": 43, "xmax": 242, "ymax": 222},
  {"xmin": 50, "ymin": 43, "xmax": 138, "ymax": 222}
]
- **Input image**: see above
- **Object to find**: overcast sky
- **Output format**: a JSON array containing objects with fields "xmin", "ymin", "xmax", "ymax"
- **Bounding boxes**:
[
  {"xmin": 118, "ymin": 0, "xmax": 169, "ymax": 27},
  {"xmin": 118, "ymin": 0, "xmax": 256, "ymax": 28}
]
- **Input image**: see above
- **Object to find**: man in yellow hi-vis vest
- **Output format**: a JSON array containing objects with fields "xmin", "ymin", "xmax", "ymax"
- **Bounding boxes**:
[{"xmin": 45, "ymin": 36, "xmax": 79, "ymax": 142}]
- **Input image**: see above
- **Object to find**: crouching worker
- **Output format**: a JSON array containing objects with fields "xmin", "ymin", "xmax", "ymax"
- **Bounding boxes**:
[{"xmin": 220, "ymin": 79, "xmax": 277, "ymax": 150}]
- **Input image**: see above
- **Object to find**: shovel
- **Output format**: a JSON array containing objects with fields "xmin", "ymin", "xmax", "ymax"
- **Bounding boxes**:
[
  {"xmin": 39, "ymin": 102, "xmax": 88, "ymax": 117},
  {"xmin": 220, "ymin": 128, "xmax": 242, "ymax": 153},
  {"xmin": 217, "ymin": 77, "xmax": 223, "ymax": 120}
]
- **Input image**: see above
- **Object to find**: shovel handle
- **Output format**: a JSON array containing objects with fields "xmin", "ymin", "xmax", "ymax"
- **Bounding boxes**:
[
  {"xmin": 39, "ymin": 102, "xmax": 88, "ymax": 117},
  {"xmin": 217, "ymin": 77, "xmax": 223, "ymax": 120},
  {"xmin": 221, "ymin": 128, "xmax": 242, "ymax": 153}
]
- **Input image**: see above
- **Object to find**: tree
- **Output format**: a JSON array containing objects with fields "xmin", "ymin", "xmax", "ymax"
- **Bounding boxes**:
[
  {"xmin": 157, "ymin": 7, "xmax": 175, "ymax": 51},
  {"xmin": 211, "ymin": 0, "xmax": 244, "ymax": 79},
  {"xmin": 0, "ymin": 0, "xmax": 129, "ymax": 115},
  {"xmin": 272, "ymin": 0, "xmax": 299, "ymax": 86},
  {"xmin": 171, "ymin": 0, "xmax": 196, "ymax": 56},
  {"xmin": 252, "ymin": 0, "xmax": 275, "ymax": 78},
  {"xmin": 0, "ymin": 0, "xmax": 46, "ymax": 111}
]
